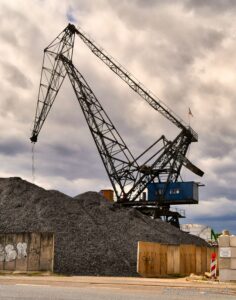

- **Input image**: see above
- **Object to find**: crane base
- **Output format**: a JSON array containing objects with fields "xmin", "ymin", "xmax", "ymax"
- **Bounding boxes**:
[{"xmin": 114, "ymin": 201, "xmax": 185, "ymax": 228}]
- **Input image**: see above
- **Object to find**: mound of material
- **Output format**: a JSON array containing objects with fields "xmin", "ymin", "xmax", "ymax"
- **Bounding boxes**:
[{"xmin": 0, "ymin": 177, "xmax": 207, "ymax": 276}]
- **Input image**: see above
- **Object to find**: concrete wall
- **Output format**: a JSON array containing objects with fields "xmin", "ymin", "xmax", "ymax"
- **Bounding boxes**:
[
  {"xmin": 0, "ymin": 232, "xmax": 54, "ymax": 272},
  {"xmin": 219, "ymin": 234, "xmax": 236, "ymax": 281}
]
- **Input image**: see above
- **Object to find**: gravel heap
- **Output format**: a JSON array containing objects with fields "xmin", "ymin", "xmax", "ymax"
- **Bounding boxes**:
[{"xmin": 0, "ymin": 177, "xmax": 207, "ymax": 276}]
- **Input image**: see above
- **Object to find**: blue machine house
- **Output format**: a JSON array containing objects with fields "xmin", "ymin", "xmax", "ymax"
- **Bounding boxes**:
[{"xmin": 147, "ymin": 181, "xmax": 199, "ymax": 205}]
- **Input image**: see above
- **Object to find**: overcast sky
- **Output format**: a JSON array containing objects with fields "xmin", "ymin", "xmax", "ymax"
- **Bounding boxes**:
[{"xmin": 0, "ymin": 0, "xmax": 236, "ymax": 233}]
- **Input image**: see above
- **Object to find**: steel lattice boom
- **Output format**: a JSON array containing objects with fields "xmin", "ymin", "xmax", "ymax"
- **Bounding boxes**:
[
  {"xmin": 74, "ymin": 26, "xmax": 198, "ymax": 143},
  {"xmin": 31, "ymin": 24, "xmax": 76, "ymax": 143}
]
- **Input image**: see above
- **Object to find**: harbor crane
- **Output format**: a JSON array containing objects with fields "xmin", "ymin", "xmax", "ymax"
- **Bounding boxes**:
[{"xmin": 30, "ymin": 24, "xmax": 204, "ymax": 227}]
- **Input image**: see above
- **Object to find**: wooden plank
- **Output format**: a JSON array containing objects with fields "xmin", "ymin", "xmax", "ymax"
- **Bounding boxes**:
[
  {"xmin": 137, "ymin": 241, "xmax": 151, "ymax": 277},
  {"xmin": 173, "ymin": 245, "xmax": 180, "ymax": 274},
  {"xmin": 196, "ymin": 246, "xmax": 202, "ymax": 274},
  {"xmin": 39, "ymin": 233, "xmax": 54, "ymax": 271},
  {"xmin": 179, "ymin": 244, "xmax": 196, "ymax": 275},
  {"xmin": 137, "ymin": 241, "xmax": 161, "ymax": 277},
  {"xmin": 15, "ymin": 233, "xmax": 28, "ymax": 271},
  {"xmin": 150, "ymin": 243, "xmax": 161, "ymax": 277},
  {"xmin": 201, "ymin": 246, "xmax": 207, "ymax": 273},
  {"xmin": 4, "ymin": 234, "xmax": 17, "ymax": 271},
  {"xmin": 27, "ymin": 233, "xmax": 41, "ymax": 271},
  {"xmin": 167, "ymin": 245, "xmax": 174, "ymax": 275},
  {"xmin": 206, "ymin": 247, "xmax": 212, "ymax": 273},
  {"xmin": 137, "ymin": 242, "xmax": 141, "ymax": 274},
  {"xmin": 160, "ymin": 244, "xmax": 167, "ymax": 276},
  {"xmin": 167, "ymin": 245, "xmax": 180, "ymax": 275},
  {"xmin": 184, "ymin": 245, "xmax": 191, "ymax": 275},
  {"xmin": 180, "ymin": 245, "xmax": 187, "ymax": 275},
  {"xmin": 0, "ymin": 234, "xmax": 5, "ymax": 270},
  {"xmin": 189, "ymin": 245, "xmax": 196, "ymax": 274}
]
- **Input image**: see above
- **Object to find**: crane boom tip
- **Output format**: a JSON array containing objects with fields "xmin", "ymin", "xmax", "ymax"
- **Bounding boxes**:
[{"xmin": 30, "ymin": 135, "xmax": 38, "ymax": 143}]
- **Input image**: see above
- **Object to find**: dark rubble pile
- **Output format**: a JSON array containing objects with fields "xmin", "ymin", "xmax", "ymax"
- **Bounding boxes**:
[{"xmin": 0, "ymin": 177, "xmax": 207, "ymax": 276}]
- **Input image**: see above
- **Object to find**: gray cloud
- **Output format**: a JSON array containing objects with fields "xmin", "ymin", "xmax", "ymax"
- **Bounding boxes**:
[
  {"xmin": 2, "ymin": 62, "xmax": 32, "ymax": 89},
  {"xmin": 184, "ymin": 0, "xmax": 236, "ymax": 14},
  {"xmin": 187, "ymin": 214, "xmax": 236, "ymax": 234},
  {"xmin": 0, "ymin": 138, "xmax": 28, "ymax": 156}
]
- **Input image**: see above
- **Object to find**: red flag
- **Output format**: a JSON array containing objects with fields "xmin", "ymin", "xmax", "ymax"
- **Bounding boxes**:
[{"xmin": 188, "ymin": 108, "xmax": 193, "ymax": 117}]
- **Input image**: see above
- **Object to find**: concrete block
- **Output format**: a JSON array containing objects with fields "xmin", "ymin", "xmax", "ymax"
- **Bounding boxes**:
[
  {"xmin": 219, "ymin": 269, "xmax": 231, "ymax": 281},
  {"xmin": 231, "ymin": 247, "xmax": 236, "ymax": 258},
  {"xmin": 230, "ymin": 236, "xmax": 236, "ymax": 247},
  {"xmin": 231, "ymin": 258, "xmax": 236, "ymax": 269},
  {"xmin": 218, "ymin": 235, "xmax": 230, "ymax": 247},
  {"xmin": 219, "ymin": 258, "xmax": 231, "ymax": 269},
  {"xmin": 230, "ymin": 269, "xmax": 236, "ymax": 280},
  {"xmin": 219, "ymin": 269, "xmax": 236, "ymax": 281}
]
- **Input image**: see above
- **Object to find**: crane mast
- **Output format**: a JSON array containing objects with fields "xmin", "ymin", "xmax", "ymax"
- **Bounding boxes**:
[{"xmin": 30, "ymin": 24, "xmax": 204, "ymax": 225}]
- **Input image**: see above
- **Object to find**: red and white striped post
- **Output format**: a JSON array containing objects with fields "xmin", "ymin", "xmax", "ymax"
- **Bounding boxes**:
[{"xmin": 210, "ymin": 252, "xmax": 217, "ymax": 278}]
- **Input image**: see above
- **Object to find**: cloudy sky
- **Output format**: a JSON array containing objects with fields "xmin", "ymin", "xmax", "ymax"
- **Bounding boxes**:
[{"xmin": 1, "ymin": 0, "xmax": 236, "ymax": 233}]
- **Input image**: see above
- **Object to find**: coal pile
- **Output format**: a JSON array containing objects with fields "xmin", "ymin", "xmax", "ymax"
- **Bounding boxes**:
[{"xmin": 0, "ymin": 177, "xmax": 207, "ymax": 276}]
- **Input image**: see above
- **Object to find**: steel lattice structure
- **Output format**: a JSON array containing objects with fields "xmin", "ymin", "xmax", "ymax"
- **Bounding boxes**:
[{"xmin": 31, "ymin": 24, "xmax": 203, "ymax": 208}]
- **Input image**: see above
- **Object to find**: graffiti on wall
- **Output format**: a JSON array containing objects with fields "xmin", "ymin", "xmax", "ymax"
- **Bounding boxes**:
[
  {"xmin": 0, "ymin": 233, "xmax": 54, "ymax": 272},
  {"xmin": 0, "ymin": 243, "xmax": 27, "ymax": 262}
]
